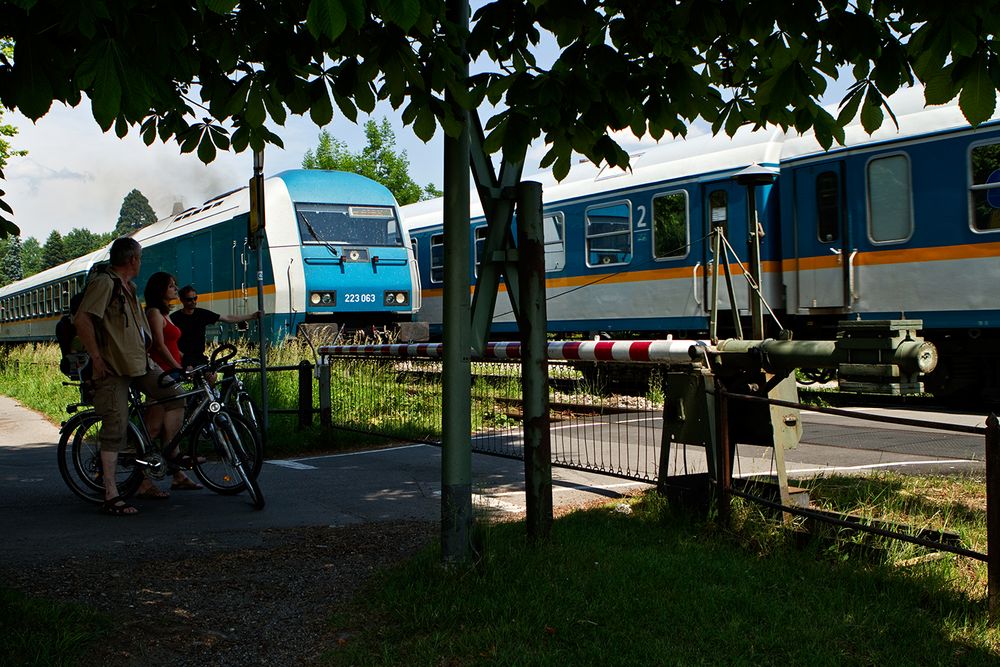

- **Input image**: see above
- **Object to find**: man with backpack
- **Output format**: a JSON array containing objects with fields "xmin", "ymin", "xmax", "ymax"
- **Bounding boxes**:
[{"xmin": 74, "ymin": 237, "xmax": 185, "ymax": 516}]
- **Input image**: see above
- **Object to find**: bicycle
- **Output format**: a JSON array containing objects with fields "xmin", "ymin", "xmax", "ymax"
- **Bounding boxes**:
[
  {"xmin": 57, "ymin": 345, "xmax": 266, "ymax": 510},
  {"xmin": 218, "ymin": 356, "xmax": 262, "ymax": 432}
]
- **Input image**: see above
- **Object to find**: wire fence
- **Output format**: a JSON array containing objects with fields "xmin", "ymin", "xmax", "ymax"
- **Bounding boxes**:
[{"xmin": 291, "ymin": 355, "xmax": 667, "ymax": 481}]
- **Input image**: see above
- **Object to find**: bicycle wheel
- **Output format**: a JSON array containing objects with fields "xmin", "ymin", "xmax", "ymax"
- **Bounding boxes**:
[
  {"xmin": 57, "ymin": 412, "xmax": 144, "ymax": 504},
  {"xmin": 190, "ymin": 412, "xmax": 264, "ymax": 497}
]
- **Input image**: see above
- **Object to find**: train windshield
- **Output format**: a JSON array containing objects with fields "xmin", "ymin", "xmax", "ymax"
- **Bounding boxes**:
[{"xmin": 296, "ymin": 203, "xmax": 403, "ymax": 247}]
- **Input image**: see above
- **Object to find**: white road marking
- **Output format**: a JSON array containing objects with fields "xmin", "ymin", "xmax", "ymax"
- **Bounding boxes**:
[
  {"xmin": 471, "ymin": 493, "xmax": 523, "ymax": 513},
  {"xmin": 266, "ymin": 460, "xmax": 318, "ymax": 470},
  {"xmin": 290, "ymin": 443, "xmax": 432, "ymax": 463}
]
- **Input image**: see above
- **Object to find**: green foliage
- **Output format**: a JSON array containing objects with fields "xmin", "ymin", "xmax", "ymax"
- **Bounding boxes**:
[
  {"xmin": 2, "ymin": 0, "xmax": 998, "ymax": 238},
  {"xmin": 41, "ymin": 229, "xmax": 67, "ymax": 269},
  {"xmin": 62, "ymin": 227, "xmax": 112, "ymax": 261},
  {"xmin": 0, "ymin": 235, "xmax": 21, "ymax": 284},
  {"xmin": 302, "ymin": 118, "xmax": 439, "ymax": 205},
  {"xmin": 0, "ymin": 39, "xmax": 25, "ymax": 238},
  {"xmin": 114, "ymin": 189, "xmax": 157, "ymax": 236},
  {"xmin": 20, "ymin": 236, "xmax": 42, "ymax": 277}
]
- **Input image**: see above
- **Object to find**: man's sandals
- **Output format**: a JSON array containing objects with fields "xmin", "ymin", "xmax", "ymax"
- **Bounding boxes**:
[{"xmin": 101, "ymin": 496, "xmax": 138, "ymax": 516}]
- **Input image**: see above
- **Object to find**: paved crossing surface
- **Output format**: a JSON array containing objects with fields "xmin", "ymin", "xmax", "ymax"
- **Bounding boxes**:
[{"xmin": 0, "ymin": 395, "xmax": 988, "ymax": 566}]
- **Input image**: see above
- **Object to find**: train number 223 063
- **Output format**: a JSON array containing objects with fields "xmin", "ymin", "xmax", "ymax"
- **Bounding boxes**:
[{"xmin": 344, "ymin": 293, "xmax": 377, "ymax": 303}]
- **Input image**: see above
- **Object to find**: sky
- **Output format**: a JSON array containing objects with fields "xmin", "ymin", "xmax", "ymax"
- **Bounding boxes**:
[
  {"xmin": 4, "ymin": 99, "xmax": 661, "ymax": 244},
  {"xmin": 3, "ymin": 101, "xmax": 452, "ymax": 242}
]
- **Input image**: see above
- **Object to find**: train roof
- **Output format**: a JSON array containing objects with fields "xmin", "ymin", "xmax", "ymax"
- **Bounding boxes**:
[
  {"xmin": 134, "ymin": 169, "xmax": 400, "ymax": 248},
  {"xmin": 402, "ymin": 87, "xmax": 1000, "ymax": 232},
  {"xmin": 0, "ymin": 244, "xmax": 108, "ymax": 298}
]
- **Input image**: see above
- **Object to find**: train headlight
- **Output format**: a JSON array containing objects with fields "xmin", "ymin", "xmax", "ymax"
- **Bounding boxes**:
[
  {"xmin": 384, "ymin": 291, "xmax": 409, "ymax": 306},
  {"xmin": 310, "ymin": 291, "xmax": 336, "ymax": 306}
]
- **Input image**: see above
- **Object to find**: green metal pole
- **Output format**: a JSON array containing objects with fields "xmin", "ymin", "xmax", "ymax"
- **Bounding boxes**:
[
  {"xmin": 440, "ymin": 0, "xmax": 473, "ymax": 565},
  {"xmin": 747, "ymin": 185, "xmax": 764, "ymax": 339},
  {"xmin": 516, "ymin": 181, "xmax": 552, "ymax": 541},
  {"xmin": 252, "ymin": 149, "xmax": 269, "ymax": 436},
  {"xmin": 709, "ymin": 227, "xmax": 721, "ymax": 342}
]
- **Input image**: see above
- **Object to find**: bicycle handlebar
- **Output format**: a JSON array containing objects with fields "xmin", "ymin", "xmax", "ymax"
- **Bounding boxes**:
[
  {"xmin": 210, "ymin": 344, "xmax": 238, "ymax": 366},
  {"xmin": 157, "ymin": 344, "xmax": 239, "ymax": 388}
]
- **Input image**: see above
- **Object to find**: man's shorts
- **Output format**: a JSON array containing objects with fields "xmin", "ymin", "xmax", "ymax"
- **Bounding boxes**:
[{"xmin": 92, "ymin": 363, "xmax": 185, "ymax": 453}]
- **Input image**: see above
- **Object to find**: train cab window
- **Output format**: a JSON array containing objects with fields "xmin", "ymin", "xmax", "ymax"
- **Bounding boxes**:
[
  {"xmin": 295, "ymin": 203, "xmax": 404, "ymax": 247},
  {"xmin": 970, "ymin": 142, "xmax": 1000, "ymax": 231},
  {"xmin": 473, "ymin": 226, "xmax": 488, "ymax": 277},
  {"xmin": 867, "ymin": 154, "xmax": 912, "ymax": 243},
  {"xmin": 585, "ymin": 202, "xmax": 632, "ymax": 267},
  {"xmin": 816, "ymin": 171, "xmax": 840, "ymax": 242},
  {"xmin": 652, "ymin": 191, "xmax": 689, "ymax": 258},
  {"xmin": 543, "ymin": 213, "xmax": 565, "ymax": 272},
  {"xmin": 709, "ymin": 190, "xmax": 728, "ymax": 238},
  {"xmin": 430, "ymin": 233, "xmax": 444, "ymax": 283}
]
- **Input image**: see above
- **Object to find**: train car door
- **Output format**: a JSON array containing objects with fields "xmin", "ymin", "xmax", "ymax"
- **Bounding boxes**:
[
  {"xmin": 700, "ymin": 180, "xmax": 748, "ymax": 314},
  {"xmin": 793, "ymin": 161, "xmax": 849, "ymax": 309},
  {"xmin": 189, "ymin": 230, "xmax": 214, "ymax": 296}
]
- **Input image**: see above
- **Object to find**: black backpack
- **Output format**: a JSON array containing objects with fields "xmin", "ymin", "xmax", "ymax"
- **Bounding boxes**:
[
  {"xmin": 56, "ymin": 269, "xmax": 124, "ymax": 380},
  {"xmin": 56, "ymin": 311, "xmax": 90, "ymax": 380}
]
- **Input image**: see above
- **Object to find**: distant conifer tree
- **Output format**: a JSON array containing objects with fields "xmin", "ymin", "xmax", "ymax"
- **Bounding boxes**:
[
  {"xmin": 114, "ymin": 189, "xmax": 157, "ymax": 236},
  {"xmin": 42, "ymin": 230, "xmax": 68, "ymax": 269}
]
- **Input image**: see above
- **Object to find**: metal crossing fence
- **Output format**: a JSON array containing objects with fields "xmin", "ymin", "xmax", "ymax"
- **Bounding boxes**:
[
  {"xmin": 314, "ymin": 341, "xmax": 698, "ymax": 481},
  {"xmin": 309, "ymin": 353, "xmax": 666, "ymax": 482}
]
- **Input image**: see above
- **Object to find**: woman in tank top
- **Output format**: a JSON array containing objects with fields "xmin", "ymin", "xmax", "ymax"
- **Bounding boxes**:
[{"xmin": 141, "ymin": 272, "xmax": 202, "ymax": 495}]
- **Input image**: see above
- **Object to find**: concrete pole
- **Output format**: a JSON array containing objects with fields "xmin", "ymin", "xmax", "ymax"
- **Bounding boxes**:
[
  {"xmin": 516, "ymin": 181, "xmax": 553, "ymax": 541},
  {"xmin": 440, "ymin": 0, "xmax": 473, "ymax": 565}
]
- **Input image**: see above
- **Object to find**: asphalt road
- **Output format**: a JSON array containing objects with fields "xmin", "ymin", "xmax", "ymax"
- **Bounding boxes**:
[
  {"xmin": 0, "ymin": 395, "xmax": 989, "ymax": 567},
  {"xmin": 0, "ymin": 396, "xmax": 648, "ymax": 566}
]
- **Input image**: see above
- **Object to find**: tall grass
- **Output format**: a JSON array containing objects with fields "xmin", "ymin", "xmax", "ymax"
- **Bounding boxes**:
[{"xmin": 0, "ymin": 341, "xmax": 449, "ymax": 457}]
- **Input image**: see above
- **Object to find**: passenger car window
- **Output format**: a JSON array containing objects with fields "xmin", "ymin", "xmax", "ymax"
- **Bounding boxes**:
[
  {"xmin": 430, "ymin": 234, "xmax": 444, "ymax": 283},
  {"xmin": 473, "ymin": 226, "xmax": 487, "ymax": 277},
  {"xmin": 543, "ymin": 213, "xmax": 565, "ymax": 272},
  {"xmin": 652, "ymin": 191, "xmax": 688, "ymax": 258},
  {"xmin": 970, "ymin": 142, "xmax": 1000, "ymax": 231},
  {"xmin": 867, "ymin": 154, "xmax": 912, "ymax": 243},
  {"xmin": 585, "ymin": 202, "xmax": 632, "ymax": 267},
  {"xmin": 816, "ymin": 171, "xmax": 840, "ymax": 243}
]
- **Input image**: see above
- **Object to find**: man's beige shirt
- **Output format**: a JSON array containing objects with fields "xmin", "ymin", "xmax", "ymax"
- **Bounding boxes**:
[{"xmin": 78, "ymin": 269, "xmax": 151, "ymax": 377}]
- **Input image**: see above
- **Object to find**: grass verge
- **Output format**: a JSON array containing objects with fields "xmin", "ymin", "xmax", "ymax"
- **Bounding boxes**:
[
  {"xmin": 323, "ymin": 482, "xmax": 1000, "ymax": 666},
  {"xmin": 0, "ymin": 585, "xmax": 110, "ymax": 667}
]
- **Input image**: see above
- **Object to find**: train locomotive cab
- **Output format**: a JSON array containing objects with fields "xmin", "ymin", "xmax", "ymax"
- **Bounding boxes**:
[{"xmin": 274, "ymin": 170, "xmax": 425, "ymax": 342}]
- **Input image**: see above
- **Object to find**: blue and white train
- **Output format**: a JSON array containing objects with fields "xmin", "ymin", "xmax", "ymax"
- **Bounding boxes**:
[
  {"xmin": 404, "ymin": 89, "xmax": 1000, "ymax": 397},
  {"xmin": 0, "ymin": 169, "xmax": 422, "ymax": 346}
]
